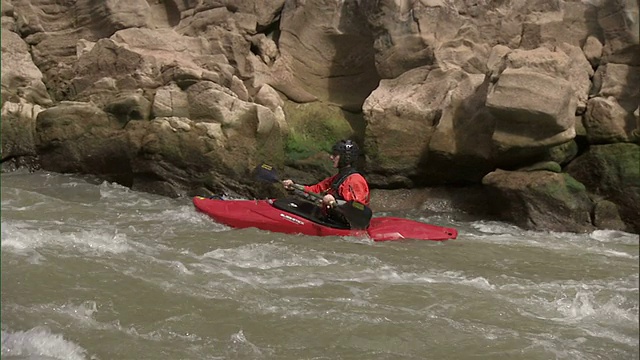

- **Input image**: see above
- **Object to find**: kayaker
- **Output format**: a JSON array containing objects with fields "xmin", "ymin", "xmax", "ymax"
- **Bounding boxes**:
[{"xmin": 282, "ymin": 139, "xmax": 370, "ymax": 208}]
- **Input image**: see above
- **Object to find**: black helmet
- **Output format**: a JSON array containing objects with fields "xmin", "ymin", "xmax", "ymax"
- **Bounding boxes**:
[{"xmin": 332, "ymin": 139, "xmax": 359, "ymax": 167}]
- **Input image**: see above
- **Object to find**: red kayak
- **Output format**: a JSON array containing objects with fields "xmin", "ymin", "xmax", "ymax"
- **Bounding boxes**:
[{"xmin": 193, "ymin": 196, "xmax": 458, "ymax": 242}]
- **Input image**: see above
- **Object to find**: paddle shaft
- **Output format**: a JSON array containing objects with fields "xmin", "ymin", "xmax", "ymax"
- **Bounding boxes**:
[{"xmin": 256, "ymin": 163, "xmax": 372, "ymax": 229}]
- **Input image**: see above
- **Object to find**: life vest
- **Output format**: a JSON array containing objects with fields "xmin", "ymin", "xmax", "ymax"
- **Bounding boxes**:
[
  {"xmin": 329, "ymin": 167, "xmax": 359, "ymax": 201},
  {"xmin": 303, "ymin": 167, "xmax": 370, "ymax": 205}
]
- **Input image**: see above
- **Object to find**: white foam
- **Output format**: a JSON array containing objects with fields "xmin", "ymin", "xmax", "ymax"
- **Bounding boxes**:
[
  {"xmin": 200, "ymin": 244, "xmax": 334, "ymax": 270},
  {"xmin": 1, "ymin": 221, "xmax": 132, "ymax": 257},
  {"xmin": 600, "ymin": 249, "xmax": 637, "ymax": 259},
  {"xmin": 228, "ymin": 330, "xmax": 265, "ymax": 357},
  {"xmin": 168, "ymin": 260, "xmax": 194, "ymax": 275},
  {"xmin": 470, "ymin": 220, "xmax": 524, "ymax": 235},
  {"xmin": 590, "ymin": 229, "xmax": 639, "ymax": 244},
  {"xmin": 1, "ymin": 327, "xmax": 88, "ymax": 360}
]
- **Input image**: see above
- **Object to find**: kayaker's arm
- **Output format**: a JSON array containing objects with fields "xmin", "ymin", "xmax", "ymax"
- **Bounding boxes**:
[
  {"xmin": 286, "ymin": 182, "xmax": 324, "ymax": 203},
  {"xmin": 303, "ymin": 175, "xmax": 336, "ymax": 194}
]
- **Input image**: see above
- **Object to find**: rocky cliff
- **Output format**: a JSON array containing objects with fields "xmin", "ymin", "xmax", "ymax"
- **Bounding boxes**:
[{"xmin": 2, "ymin": 0, "xmax": 639, "ymax": 233}]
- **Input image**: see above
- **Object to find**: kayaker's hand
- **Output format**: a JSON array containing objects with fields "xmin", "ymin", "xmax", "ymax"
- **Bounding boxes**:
[
  {"xmin": 282, "ymin": 179, "xmax": 294, "ymax": 190},
  {"xmin": 322, "ymin": 194, "xmax": 336, "ymax": 207}
]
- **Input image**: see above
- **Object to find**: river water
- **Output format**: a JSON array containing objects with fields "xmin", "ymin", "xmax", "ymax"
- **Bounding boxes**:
[{"xmin": 1, "ymin": 170, "xmax": 638, "ymax": 360}]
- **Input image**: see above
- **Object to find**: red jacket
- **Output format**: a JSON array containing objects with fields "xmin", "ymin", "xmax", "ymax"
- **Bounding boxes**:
[{"xmin": 304, "ymin": 172, "xmax": 370, "ymax": 206}]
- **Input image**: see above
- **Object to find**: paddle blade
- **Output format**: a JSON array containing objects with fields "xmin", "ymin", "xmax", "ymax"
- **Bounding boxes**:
[
  {"xmin": 255, "ymin": 163, "xmax": 280, "ymax": 184},
  {"xmin": 336, "ymin": 201, "xmax": 372, "ymax": 230}
]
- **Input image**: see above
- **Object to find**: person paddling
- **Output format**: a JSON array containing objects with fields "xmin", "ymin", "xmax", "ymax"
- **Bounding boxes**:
[{"xmin": 282, "ymin": 139, "xmax": 370, "ymax": 209}]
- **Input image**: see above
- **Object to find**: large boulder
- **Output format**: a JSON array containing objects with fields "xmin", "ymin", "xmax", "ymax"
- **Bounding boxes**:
[
  {"xmin": 486, "ymin": 47, "xmax": 579, "ymax": 164},
  {"xmin": 35, "ymin": 102, "xmax": 133, "ymax": 184},
  {"xmin": 363, "ymin": 67, "xmax": 464, "ymax": 186},
  {"xmin": 584, "ymin": 97, "xmax": 637, "ymax": 144},
  {"xmin": 482, "ymin": 169, "xmax": 594, "ymax": 232},
  {"xmin": 566, "ymin": 143, "xmax": 640, "ymax": 233},
  {"xmin": 1, "ymin": 101, "xmax": 43, "ymax": 170}
]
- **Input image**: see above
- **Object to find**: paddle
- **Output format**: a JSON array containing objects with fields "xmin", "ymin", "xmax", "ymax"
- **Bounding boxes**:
[{"xmin": 254, "ymin": 163, "xmax": 372, "ymax": 229}]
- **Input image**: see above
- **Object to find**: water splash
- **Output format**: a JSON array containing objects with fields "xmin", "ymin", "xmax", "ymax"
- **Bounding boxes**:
[
  {"xmin": 1, "ymin": 327, "xmax": 88, "ymax": 360},
  {"xmin": 1, "ymin": 221, "xmax": 132, "ymax": 257}
]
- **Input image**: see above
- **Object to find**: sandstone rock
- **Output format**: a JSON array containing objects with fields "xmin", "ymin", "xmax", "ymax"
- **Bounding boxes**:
[
  {"xmin": 566, "ymin": 143, "xmax": 640, "ymax": 233},
  {"xmin": 160, "ymin": 64, "xmax": 203, "ymax": 89},
  {"xmin": 487, "ymin": 68, "xmax": 576, "ymax": 152},
  {"xmin": 176, "ymin": 8, "xmax": 256, "ymax": 77},
  {"xmin": 482, "ymin": 169, "xmax": 594, "ymax": 232},
  {"xmin": 2, "ymin": 0, "xmax": 13, "ymax": 16},
  {"xmin": 152, "ymin": 83, "xmax": 190, "ymax": 118},
  {"xmin": 1, "ymin": 101, "xmax": 43, "ymax": 161},
  {"xmin": 592, "ymin": 63, "xmax": 640, "ymax": 103},
  {"xmin": 76, "ymin": 39, "xmax": 96, "ymax": 58},
  {"xmin": 35, "ymin": 102, "xmax": 133, "ymax": 184},
  {"xmin": 363, "ymin": 67, "xmax": 453, "ymax": 177},
  {"xmin": 254, "ymin": 84, "xmax": 284, "ymax": 111},
  {"xmin": 278, "ymin": 0, "xmax": 379, "ymax": 110},
  {"xmin": 266, "ymin": 58, "xmax": 319, "ymax": 104},
  {"xmin": 498, "ymin": 47, "xmax": 573, "ymax": 78},
  {"xmin": 545, "ymin": 140, "xmax": 579, "ymax": 166},
  {"xmin": 186, "ymin": 81, "xmax": 252, "ymax": 126},
  {"xmin": 486, "ymin": 45, "xmax": 512, "ymax": 81},
  {"xmin": 584, "ymin": 96, "xmax": 636, "ymax": 144},
  {"xmin": 125, "ymin": 113, "xmax": 283, "ymax": 198},
  {"xmin": 146, "ymin": 0, "xmax": 181, "ymax": 29},
  {"xmin": 427, "ymin": 73, "xmax": 495, "ymax": 183},
  {"xmin": 1, "ymin": 15, "xmax": 15, "ymax": 32},
  {"xmin": 436, "ymin": 35, "xmax": 491, "ymax": 74},
  {"xmin": 102, "ymin": 0, "xmax": 151, "ymax": 30},
  {"xmin": 201, "ymin": 0, "xmax": 285, "ymax": 27},
  {"xmin": 248, "ymin": 33, "xmax": 279, "ymax": 65},
  {"xmin": 592, "ymin": 199, "xmax": 628, "ymax": 231},
  {"xmin": 17, "ymin": 0, "xmax": 176, "ymax": 104},
  {"xmin": 361, "ymin": 0, "xmax": 455, "ymax": 79},
  {"xmin": 12, "ymin": 0, "xmax": 46, "ymax": 36},
  {"xmin": 255, "ymin": 104, "xmax": 278, "ymax": 135},
  {"xmin": 556, "ymin": 42, "xmax": 594, "ymax": 114},
  {"xmin": 582, "ymin": 35, "xmax": 603, "ymax": 67},
  {"xmin": 520, "ymin": 1, "xmax": 599, "ymax": 50},
  {"xmin": 194, "ymin": 122, "xmax": 225, "ymax": 145},
  {"xmin": 230, "ymin": 75, "xmax": 249, "ymax": 101},
  {"xmin": 517, "ymin": 161, "xmax": 562, "ymax": 173},
  {"xmin": 104, "ymin": 93, "xmax": 152, "ymax": 126},
  {"xmin": 1, "ymin": 29, "xmax": 52, "ymax": 107},
  {"xmin": 71, "ymin": 38, "xmax": 158, "ymax": 105},
  {"xmin": 177, "ymin": 7, "xmax": 257, "ymax": 36},
  {"xmin": 167, "ymin": 117, "xmax": 191, "ymax": 132},
  {"xmin": 597, "ymin": 0, "xmax": 640, "ymax": 65},
  {"xmin": 71, "ymin": 28, "xmax": 226, "ymax": 105},
  {"xmin": 36, "ymin": 102, "xmax": 122, "ymax": 145}
]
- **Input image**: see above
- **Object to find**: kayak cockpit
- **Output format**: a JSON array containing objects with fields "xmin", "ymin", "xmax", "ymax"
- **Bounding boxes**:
[{"xmin": 270, "ymin": 198, "xmax": 351, "ymax": 230}]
